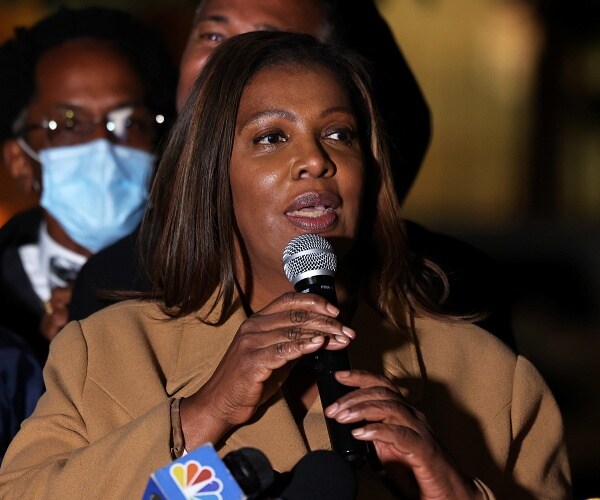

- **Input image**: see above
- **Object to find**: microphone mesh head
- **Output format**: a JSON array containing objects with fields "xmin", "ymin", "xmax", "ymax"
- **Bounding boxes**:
[{"xmin": 282, "ymin": 234, "xmax": 337, "ymax": 283}]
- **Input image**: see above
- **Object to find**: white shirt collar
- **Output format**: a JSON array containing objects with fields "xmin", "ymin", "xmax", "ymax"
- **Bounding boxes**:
[{"xmin": 18, "ymin": 221, "xmax": 87, "ymax": 302}]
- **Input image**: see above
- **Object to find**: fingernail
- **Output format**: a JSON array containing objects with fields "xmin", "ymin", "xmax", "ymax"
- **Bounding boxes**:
[
  {"xmin": 311, "ymin": 335, "xmax": 324, "ymax": 344},
  {"xmin": 341, "ymin": 326, "xmax": 355, "ymax": 339},
  {"xmin": 326, "ymin": 303, "xmax": 340, "ymax": 316},
  {"xmin": 334, "ymin": 334, "xmax": 349, "ymax": 344},
  {"xmin": 336, "ymin": 370, "xmax": 350, "ymax": 378},
  {"xmin": 337, "ymin": 409, "xmax": 352, "ymax": 422},
  {"xmin": 325, "ymin": 402, "xmax": 339, "ymax": 416},
  {"xmin": 352, "ymin": 428, "xmax": 366, "ymax": 437}
]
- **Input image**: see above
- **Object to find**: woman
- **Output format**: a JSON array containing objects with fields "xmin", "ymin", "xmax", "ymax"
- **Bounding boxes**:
[{"xmin": 0, "ymin": 32, "xmax": 571, "ymax": 498}]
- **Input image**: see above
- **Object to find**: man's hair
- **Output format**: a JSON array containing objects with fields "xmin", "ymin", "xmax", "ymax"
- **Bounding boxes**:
[
  {"xmin": 0, "ymin": 6, "xmax": 177, "ymax": 141},
  {"xmin": 141, "ymin": 31, "xmax": 446, "ymax": 334}
]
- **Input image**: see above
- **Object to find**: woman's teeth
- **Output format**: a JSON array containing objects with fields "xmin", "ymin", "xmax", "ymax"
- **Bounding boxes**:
[{"xmin": 287, "ymin": 206, "xmax": 331, "ymax": 218}]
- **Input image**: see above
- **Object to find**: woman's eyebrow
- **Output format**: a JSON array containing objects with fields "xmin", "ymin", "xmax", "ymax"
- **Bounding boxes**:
[
  {"xmin": 239, "ymin": 108, "xmax": 296, "ymax": 129},
  {"xmin": 240, "ymin": 106, "xmax": 355, "ymax": 129}
]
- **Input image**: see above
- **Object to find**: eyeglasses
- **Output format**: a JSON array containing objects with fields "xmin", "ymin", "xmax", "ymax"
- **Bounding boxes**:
[{"xmin": 14, "ymin": 105, "xmax": 165, "ymax": 148}]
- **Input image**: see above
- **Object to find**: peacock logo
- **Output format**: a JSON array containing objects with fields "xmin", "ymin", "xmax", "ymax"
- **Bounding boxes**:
[{"xmin": 169, "ymin": 460, "xmax": 224, "ymax": 499}]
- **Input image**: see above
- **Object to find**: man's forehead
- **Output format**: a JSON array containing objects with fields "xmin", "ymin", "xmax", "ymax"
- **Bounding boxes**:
[{"xmin": 193, "ymin": 0, "xmax": 329, "ymax": 36}]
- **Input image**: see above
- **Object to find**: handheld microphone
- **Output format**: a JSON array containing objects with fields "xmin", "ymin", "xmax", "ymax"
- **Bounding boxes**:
[
  {"xmin": 283, "ymin": 234, "xmax": 368, "ymax": 469},
  {"xmin": 268, "ymin": 450, "xmax": 358, "ymax": 500},
  {"xmin": 143, "ymin": 444, "xmax": 274, "ymax": 500}
]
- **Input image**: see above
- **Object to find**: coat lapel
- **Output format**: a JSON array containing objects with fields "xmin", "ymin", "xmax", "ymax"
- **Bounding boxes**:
[
  {"xmin": 164, "ymin": 298, "xmax": 310, "ymax": 471},
  {"xmin": 165, "ymin": 307, "xmax": 244, "ymax": 397},
  {"xmin": 349, "ymin": 298, "xmax": 423, "ymax": 404}
]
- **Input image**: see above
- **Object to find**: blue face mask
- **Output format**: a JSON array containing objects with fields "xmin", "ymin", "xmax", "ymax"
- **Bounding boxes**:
[{"xmin": 39, "ymin": 139, "xmax": 154, "ymax": 253}]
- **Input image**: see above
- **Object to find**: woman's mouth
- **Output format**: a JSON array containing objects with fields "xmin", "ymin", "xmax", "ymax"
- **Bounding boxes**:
[{"xmin": 285, "ymin": 193, "xmax": 340, "ymax": 232}]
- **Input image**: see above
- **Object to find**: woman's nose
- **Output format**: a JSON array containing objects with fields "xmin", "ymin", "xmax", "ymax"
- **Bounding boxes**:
[{"xmin": 290, "ymin": 140, "xmax": 336, "ymax": 180}]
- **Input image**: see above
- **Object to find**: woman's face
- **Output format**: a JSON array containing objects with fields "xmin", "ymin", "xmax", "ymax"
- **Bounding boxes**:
[{"xmin": 230, "ymin": 63, "xmax": 365, "ymax": 288}]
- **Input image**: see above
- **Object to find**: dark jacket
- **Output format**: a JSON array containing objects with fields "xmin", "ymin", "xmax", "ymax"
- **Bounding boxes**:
[
  {"xmin": 0, "ymin": 208, "xmax": 48, "ymax": 363},
  {"xmin": 0, "ymin": 326, "xmax": 44, "ymax": 461}
]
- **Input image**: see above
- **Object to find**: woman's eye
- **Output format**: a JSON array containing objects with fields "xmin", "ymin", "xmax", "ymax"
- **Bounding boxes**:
[
  {"xmin": 326, "ymin": 128, "xmax": 355, "ymax": 143},
  {"xmin": 255, "ymin": 132, "xmax": 286, "ymax": 145}
]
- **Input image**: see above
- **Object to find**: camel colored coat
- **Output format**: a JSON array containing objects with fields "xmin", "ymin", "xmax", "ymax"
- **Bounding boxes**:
[{"xmin": 0, "ymin": 298, "xmax": 571, "ymax": 499}]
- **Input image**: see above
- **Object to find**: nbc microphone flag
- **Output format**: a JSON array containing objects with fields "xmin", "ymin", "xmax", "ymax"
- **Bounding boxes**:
[{"xmin": 143, "ymin": 443, "xmax": 246, "ymax": 500}]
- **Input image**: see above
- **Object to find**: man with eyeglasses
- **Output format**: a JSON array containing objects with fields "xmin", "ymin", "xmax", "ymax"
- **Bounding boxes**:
[{"xmin": 0, "ymin": 6, "xmax": 176, "ymax": 364}]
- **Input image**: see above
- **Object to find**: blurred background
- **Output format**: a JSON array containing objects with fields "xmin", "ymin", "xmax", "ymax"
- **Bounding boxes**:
[{"xmin": 1, "ymin": 0, "xmax": 598, "ymax": 497}]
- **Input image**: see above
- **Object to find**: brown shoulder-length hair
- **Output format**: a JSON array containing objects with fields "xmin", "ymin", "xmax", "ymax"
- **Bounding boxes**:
[{"xmin": 140, "ymin": 31, "xmax": 449, "ymax": 332}]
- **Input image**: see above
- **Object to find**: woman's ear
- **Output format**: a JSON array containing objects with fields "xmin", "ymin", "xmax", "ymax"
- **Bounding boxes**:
[{"xmin": 3, "ymin": 139, "xmax": 39, "ymax": 194}]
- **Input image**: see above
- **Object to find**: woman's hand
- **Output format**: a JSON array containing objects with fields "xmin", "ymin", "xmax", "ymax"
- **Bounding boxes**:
[
  {"xmin": 325, "ymin": 370, "xmax": 483, "ymax": 500},
  {"xmin": 180, "ymin": 292, "xmax": 355, "ymax": 451}
]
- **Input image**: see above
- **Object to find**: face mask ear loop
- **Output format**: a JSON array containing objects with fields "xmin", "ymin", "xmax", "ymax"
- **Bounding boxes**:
[{"xmin": 16, "ymin": 137, "xmax": 42, "ymax": 164}]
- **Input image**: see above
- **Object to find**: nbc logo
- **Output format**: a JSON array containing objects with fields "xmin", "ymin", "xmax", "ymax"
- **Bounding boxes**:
[{"xmin": 169, "ymin": 460, "xmax": 224, "ymax": 499}]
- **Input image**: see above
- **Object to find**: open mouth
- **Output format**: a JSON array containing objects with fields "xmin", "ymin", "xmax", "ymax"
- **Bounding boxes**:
[
  {"xmin": 286, "ymin": 205, "xmax": 335, "ymax": 218},
  {"xmin": 285, "ymin": 193, "xmax": 340, "ymax": 231}
]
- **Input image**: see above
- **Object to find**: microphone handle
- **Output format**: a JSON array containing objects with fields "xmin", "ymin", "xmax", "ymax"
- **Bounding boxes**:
[{"xmin": 294, "ymin": 275, "xmax": 368, "ymax": 469}]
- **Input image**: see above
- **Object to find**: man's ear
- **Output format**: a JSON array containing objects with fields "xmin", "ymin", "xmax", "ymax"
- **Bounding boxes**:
[{"xmin": 3, "ymin": 139, "xmax": 38, "ymax": 194}]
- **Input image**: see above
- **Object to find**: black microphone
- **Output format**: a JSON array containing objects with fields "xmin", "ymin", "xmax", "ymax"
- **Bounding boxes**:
[
  {"xmin": 143, "ymin": 444, "xmax": 275, "ymax": 499},
  {"xmin": 282, "ymin": 234, "xmax": 368, "ymax": 469},
  {"xmin": 224, "ymin": 447, "xmax": 276, "ymax": 499},
  {"xmin": 268, "ymin": 450, "xmax": 358, "ymax": 500}
]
